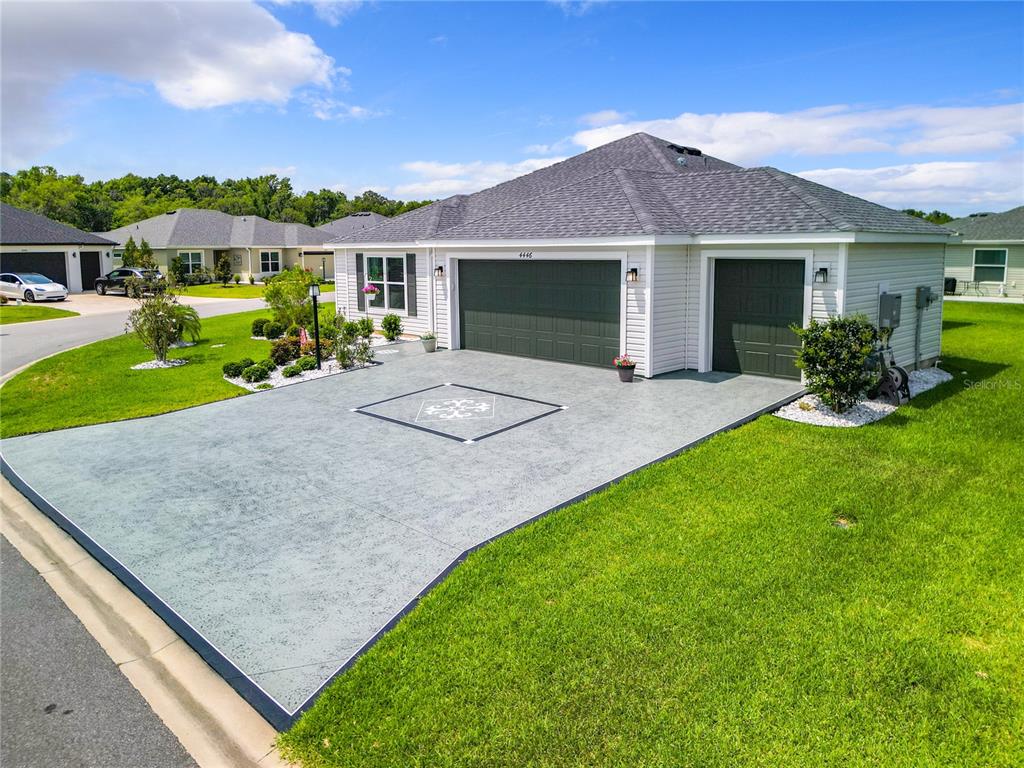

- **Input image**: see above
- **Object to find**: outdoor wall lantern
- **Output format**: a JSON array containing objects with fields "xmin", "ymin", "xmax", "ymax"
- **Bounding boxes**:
[
  {"xmin": 434, "ymin": 264, "xmax": 445, "ymax": 277},
  {"xmin": 625, "ymin": 267, "xmax": 639, "ymax": 283},
  {"xmin": 814, "ymin": 266, "xmax": 829, "ymax": 284}
]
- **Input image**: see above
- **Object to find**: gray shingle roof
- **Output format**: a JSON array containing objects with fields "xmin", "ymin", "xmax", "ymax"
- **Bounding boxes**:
[
  {"xmin": 329, "ymin": 132, "xmax": 949, "ymax": 243},
  {"xmin": 316, "ymin": 212, "xmax": 389, "ymax": 238},
  {"xmin": 944, "ymin": 206, "xmax": 1024, "ymax": 240},
  {"xmin": 0, "ymin": 203, "xmax": 116, "ymax": 246},
  {"xmin": 97, "ymin": 208, "xmax": 326, "ymax": 248}
]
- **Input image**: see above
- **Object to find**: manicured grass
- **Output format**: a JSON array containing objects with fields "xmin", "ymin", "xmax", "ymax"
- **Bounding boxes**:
[
  {"xmin": 175, "ymin": 281, "xmax": 335, "ymax": 299},
  {"xmin": 0, "ymin": 304, "xmax": 79, "ymax": 325},
  {"xmin": 281, "ymin": 302, "xmax": 1023, "ymax": 768},
  {"xmin": 1, "ymin": 305, "xmax": 328, "ymax": 439}
]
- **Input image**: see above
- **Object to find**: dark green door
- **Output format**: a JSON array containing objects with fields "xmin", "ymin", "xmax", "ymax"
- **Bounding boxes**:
[
  {"xmin": 712, "ymin": 259, "xmax": 803, "ymax": 380},
  {"xmin": 459, "ymin": 260, "xmax": 620, "ymax": 367}
]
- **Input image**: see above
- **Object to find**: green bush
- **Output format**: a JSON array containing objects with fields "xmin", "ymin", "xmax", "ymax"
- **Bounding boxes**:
[
  {"xmin": 222, "ymin": 357, "xmax": 256, "ymax": 378},
  {"xmin": 355, "ymin": 340, "xmax": 374, "ymax": 366},
  {"xmin": 301, "ymin": 338, "xmax": 333, "ymax": 358},
  {"xmin": 255, "ymin": 382, "xmax": 273, "ymax": 390},
  {"xmin": 297, "ymin": 355, "xmax": 317, "ymax": 371},
  {"xmin": 336, "ymin": 341, "xmax": 354, "ymax": 368},
  {"xmin": 340, "ymin": 320, "xmax": 360, "ymax": 344},
  {"xmin": 241, "ymin": 364, "xmax": 270, "ymax": 383},
  {"xmin": 381, "ymin": 313, "xmax": 403, "ymax": 341},
  {"xmin": 793, "ymin": 314, "xmax": 879, "ymax": 413},
  {"xmin": 257, "ymin": 358, "xmax": 277, "ymax": 372},
  {"xmin": 282, "ymin": 364, "xmax": 302, "ymax": 378},
  {"xmin": 264, "ymin": 266, "xmax": 313, "ymax": 328},
  {"xmin": 357, "ymin": 317, "xmax": 374, "ymax": 339},
  {"xmin": 286, "ymin": 324, "xmax": 302, "ymax": 339},
  {"xmin": 264, "ymin": 321, "xmax": 285, "ymax": 340},
  {"xmin": 233, "ymin": 274, "xmax": 241, "ymax": 285},
  {"xmin": 270, "ymin": 337, "xmax": 301, "ymax": 366},
  {"xmin": 251, "ymin": 318, "xmax": 270, "ymax": 337},
  {"xmin": 248, "ymin": 274, "xmax": 255, "ymax": 285},
  {"xmin": 125, "ymin": 291, "xmax": 201, "ymax": 363}
]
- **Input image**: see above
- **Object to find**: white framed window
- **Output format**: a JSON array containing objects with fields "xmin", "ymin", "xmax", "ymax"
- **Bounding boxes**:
[
  {"xmin": 260, "ymin": 250, "xmax": 280, "ymax": 273},
  {"xmin": 973, "ymin": 248, "xmax": 1007, "ymax": 283},
  {"xmin": 178, "ymin": 251, "xmax": 203, "ymax": 274},
  {"xmin": 366, "ymin": 255, "xmax": 406, "ymax": 310}
]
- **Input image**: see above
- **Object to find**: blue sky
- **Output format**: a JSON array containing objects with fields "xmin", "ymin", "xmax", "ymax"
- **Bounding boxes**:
[{"xmin": 2, "ymin": 1, "xmax": 1022, "ymax": 214}]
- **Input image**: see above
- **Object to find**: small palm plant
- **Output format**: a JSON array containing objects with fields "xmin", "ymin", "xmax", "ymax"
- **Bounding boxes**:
[{"xmin": 126, "ymin": 291, "xmax": 201, "ymax": 364}]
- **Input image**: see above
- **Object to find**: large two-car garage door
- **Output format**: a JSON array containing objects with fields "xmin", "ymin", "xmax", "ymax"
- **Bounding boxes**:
[
  {"xmin": 0, "ymin": 252, "xmax": 68, "ymax": 287},
  {"xmin": 712, "ymin": 259, "xmax": 803, "ymax": 380},
  {"xmin": 459, "ymin": 260, "xmax": 620, "ymax": 367}
]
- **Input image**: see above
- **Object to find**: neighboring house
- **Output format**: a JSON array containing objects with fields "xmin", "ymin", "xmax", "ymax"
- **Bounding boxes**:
[
  {"xmin": 943, "ymin": 206, "xmax": 1023, "ymax": 299},
  {"xmin": 316, "ymin": 211, "xmax": 389, "ymax": 239},
  {"xmin": 0, "ymin": 203, "xmax": 117, "ymax": 293},
  {"xmin": 325, "ymin": 132, "xmax": 950, "ymax": 380},
  {"xmin": 97, "ymin": 208, "xmax": 336, "ymax": 281}
]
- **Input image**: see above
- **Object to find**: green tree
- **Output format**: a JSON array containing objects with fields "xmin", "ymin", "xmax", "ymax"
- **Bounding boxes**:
[
  {"xmin": 214, "ymin": 252, "xmax": 233, "ymax": 286},
  {"xmin": 263, "ymin": 267, "xmax": 313, "ymax": 328},
  {"xmin": 121, "ymin": 236, "xmax": 140, "ymax": 267},
  {"xmin": 137, "ymin": 238, "xmax": 157, "ymax": 270},
  {"xmin": 902, "ymin": 208, "xmax": 954, "ymax": 226}
]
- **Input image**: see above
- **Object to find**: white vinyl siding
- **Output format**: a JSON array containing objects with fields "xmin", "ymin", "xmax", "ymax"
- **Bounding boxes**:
[
  {"xmin": 650, "ymin": 245, "xmax": 695, "ymax": 375},
  {"xmin": 339, "ymin": 250, "xmax": 431, "ymax": 336},
  {"xmin": 945, "ymin": 243, "xmax": 1023, "ymax": 299},
  {"xmin": 624, "ymin": 248, "xmax": 648, "ymax": 377},
  {"xmin": 845, "ymin": 243, "xmax": 944, "ymax": 368}
]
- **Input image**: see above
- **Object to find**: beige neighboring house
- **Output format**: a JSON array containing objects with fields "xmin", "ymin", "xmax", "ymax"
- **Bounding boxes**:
[
  {"xmin": 97, "ymin": 208, "xmax": 335, "ymax": 281},
  {"xmin": 943, "ymin": 206, "xmax": 1023, "ymax": 300}
]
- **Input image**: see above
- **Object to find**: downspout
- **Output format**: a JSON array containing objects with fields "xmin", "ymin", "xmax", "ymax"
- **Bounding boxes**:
[{"xmin": 246, "ymin": 248, "xmax": 253, "ymax": 279}]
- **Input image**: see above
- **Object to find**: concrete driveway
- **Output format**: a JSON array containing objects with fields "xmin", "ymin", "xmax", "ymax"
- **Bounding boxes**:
[{"xmin": 0, "ymin": 351, "xmax": 801, "ymax": 728}]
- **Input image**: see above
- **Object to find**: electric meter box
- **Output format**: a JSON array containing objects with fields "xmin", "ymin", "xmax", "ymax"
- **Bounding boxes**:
[
  {"xmin": 916, "ymin": 285, "xmax": 936, "ymax": 308},
  {"xmin": 878, "ymin": 292, "xmax": 902, "ymax": 329}
]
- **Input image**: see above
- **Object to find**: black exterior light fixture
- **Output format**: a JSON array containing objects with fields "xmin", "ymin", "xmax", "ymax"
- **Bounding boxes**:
[
  {"xmin": 308, "ymin": 282, "xmax": 322, "ymax": 370},
  {"xmin": 434, "ymin": 264, "xmax": 445, "ymax": 278},
  {"xmin": 814, "ymin": 266, "xmax": 829, "ymax": 284},
  {"xmin": 626, "ymin": 267, "xmax": 639, "ymax": 283}
]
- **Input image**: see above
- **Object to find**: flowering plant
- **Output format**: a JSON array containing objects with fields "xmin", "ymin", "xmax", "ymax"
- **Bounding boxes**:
[
  {"xmin": 362, "ymin": 284, "xmax": 379, "ymax": 294},
  {"xmin": 613, "ymin": 355, "xmax": 635, "ymax": 368}
]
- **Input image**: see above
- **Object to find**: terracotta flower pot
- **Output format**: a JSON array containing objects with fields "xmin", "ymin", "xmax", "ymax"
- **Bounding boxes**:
[{"xmin": 617, "ymin": 365, "xmax": 636, "ymax": 383}]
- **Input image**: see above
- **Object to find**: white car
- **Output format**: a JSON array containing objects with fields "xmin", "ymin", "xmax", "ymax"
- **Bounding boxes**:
[{"xmin": 0, "ymin": 272, "xmax": 69, "ymax": 302}]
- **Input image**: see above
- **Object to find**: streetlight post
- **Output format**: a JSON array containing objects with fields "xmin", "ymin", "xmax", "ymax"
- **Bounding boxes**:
[{"xmin": 309, "ymin": 282, "xmax": 322, "ymax": 370}]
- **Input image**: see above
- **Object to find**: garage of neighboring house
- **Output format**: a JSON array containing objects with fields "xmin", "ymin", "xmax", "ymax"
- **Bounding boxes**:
[
  {"xmin": 711, "ymin": 259, "xmax": 805, "ymax": 380},
  {"xmin": 458, "ymin": 259, "xmax": 621, "ymax": 367},
  {"xmin": 0, "ymin": 251, "xmax": 69, "ymax": 287}
]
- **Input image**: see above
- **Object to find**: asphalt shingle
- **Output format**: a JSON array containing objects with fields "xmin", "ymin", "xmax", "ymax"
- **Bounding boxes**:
[
  {"xmin": 944, "ymin": 206, "xmax": 1024, "ymax": 240},
  {"xmin": 98, "ymin": 208, "xmax": 326, "ymax": 248},
  {"xmin": 0, "ymin": 203, "xmax": 116, "ymax": 246}
]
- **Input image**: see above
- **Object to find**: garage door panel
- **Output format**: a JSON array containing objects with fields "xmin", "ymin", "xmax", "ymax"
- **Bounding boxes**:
[
  {"xmin": 0, "ymin": 252, "xmax": 68, "ymax": 287},
  {"xmin": 459, "ymin": 260, "xmax": 619, "ymax": 368}
]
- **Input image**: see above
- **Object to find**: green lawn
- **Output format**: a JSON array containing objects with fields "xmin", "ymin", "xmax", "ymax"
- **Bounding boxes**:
[
  {"xmin": 280, "ymin": 302, "xmax": 1023, "ymax": 768},
  {"xmin": 0, "ymin": 306, "xmax": 309, "ymax": 438},
  {"xmin": 0, "ymin": 304, "xmax": 79, "ymax": 325},
  {"xmin": 175, "ymin": 281, "xmax": 335, "ymax": 299}
]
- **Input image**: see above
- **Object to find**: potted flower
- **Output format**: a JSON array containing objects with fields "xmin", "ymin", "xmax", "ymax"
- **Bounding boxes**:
[
  {"xmin": 421, "ymin": 331, "xmax": 437, "ymax": 353},
  {"xmin": 614, "ymin": 355, "xmax": 637, "ymax": 382},
  {"xmin": 362, "ymin": 283, "xmax": 379, "ymax": 299}
]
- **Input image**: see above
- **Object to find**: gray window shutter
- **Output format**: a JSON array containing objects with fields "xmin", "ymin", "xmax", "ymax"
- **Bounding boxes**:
[
  {"xmin": 405, "ymin": 253, "xmax": 417, "ymax": 317},
  {"xmin": 356, "ymin": 253, "xmax": 365, "ymax": 311}
]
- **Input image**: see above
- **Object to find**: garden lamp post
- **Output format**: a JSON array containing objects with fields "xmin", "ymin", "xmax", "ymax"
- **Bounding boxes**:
[{"xmin": 309, "ymin": 283, "xmax": 322, "ymax": 370}]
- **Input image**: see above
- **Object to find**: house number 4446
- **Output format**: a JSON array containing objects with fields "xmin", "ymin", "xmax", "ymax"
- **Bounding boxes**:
[{"xmin": 519, "ymin": 251, "xmax": 533, "ymax": 259}]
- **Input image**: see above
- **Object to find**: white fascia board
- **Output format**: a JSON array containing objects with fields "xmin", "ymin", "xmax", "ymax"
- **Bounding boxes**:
[
  {"xmin": 959, "ymin": 239, "xmax": 1024, "ymax": 245},
  {"xmin": 850, "ymin": 232, "xmax": 951, "ymax": 244},
  {"xmin": 425, "ymin": 235, "xmax": 657, "ymax": 248},
  {"xmin": 686, "ymin": 232, "xmax": 853, "ymax": 245}
]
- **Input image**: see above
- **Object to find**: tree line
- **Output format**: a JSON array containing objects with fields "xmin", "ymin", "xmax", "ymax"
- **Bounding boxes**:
[{"xmin": 0, "ymin": 166, "xmax": 433, "ymax": 233}]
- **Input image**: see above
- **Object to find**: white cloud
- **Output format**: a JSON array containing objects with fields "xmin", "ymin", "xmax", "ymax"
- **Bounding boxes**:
[
  {"xmin": 579, "ymin": 109, "xmax": 629, "ymax": 127},
  {"xmin": 799, "ymin": 157, "xmax": 1024, "ymax": 211},
  {"xmin": 268, "ymin": 0, "xmax": 363, "ymax": 27},
  {"xmin": 430, "ymin": 35, "xmax": 448, "ymax": 46},
  {"xmin": 393, "ymin": 157, "xmax": 567, "ymax": 197},
  {"xmin": 1, "ymin": 0, "xmax": 339, "ymax": 165},
  {"xmin": 548, "ymin": 0, "xmax": 605, "ymax": 17},
  {"xmin": 301, "ymin": 95, "xmax": 384, "ymax": 121},
  {"xmin": 572, "ymin": 103, "xmax": 1024, "ymax": 165},
  {"xmin": 523, "ymin": 137, "xmax": 575, "ymax": 156}
]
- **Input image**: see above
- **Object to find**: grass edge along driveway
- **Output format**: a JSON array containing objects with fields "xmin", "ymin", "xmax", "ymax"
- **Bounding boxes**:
[
  {"xmin": 280, "ymin": 302, "xmax": 1023, "ymax": 768},
  {"xmin": 0, "ymin": 305, "xmax": 79, "ymax": 325}
]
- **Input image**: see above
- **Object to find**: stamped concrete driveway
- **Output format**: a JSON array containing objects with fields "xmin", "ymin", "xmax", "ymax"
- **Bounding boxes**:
[{"xmin": 0, "ymin": 351, "xmax": 801, "ymax": 728}]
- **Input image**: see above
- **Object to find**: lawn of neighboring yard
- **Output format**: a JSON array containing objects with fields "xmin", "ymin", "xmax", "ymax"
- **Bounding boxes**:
[
  {"xmin": 0, "ymin": 305, "xmax": 79, "ymax": 325},
  {"xmin": 1, "ymin": 305, "xmax": 328, "ymax": 439},
  {"xmin": 175, "ymin": 281, "xmax": 335, "ymax": 299},
  {"xmin": 280, "ymin": 302, "xmax": 1023, "ymax": 767}
]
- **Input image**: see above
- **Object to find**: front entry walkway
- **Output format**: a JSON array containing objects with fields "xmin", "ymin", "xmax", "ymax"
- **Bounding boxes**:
[{"xmin": 1, "ymin": 351, "xmax": 802, "ymax": 729}]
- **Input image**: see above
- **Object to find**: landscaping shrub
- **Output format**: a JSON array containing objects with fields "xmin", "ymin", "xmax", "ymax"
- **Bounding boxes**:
[
  {"xmin": 286, "ymin": 324, "xmax": 302, "ymax": 339},
  {"xmin": 222, "ymin": 357, "xmax": 255, "ymax": 378},
  {"xmin": 297, "ymin": 355, "xmax": 317, "ymax": 371},
  {"xmin": 215, "ymin": 253, "xmax": 233, "ymax": 286},
  {"xmin": 282, "ymin": 364, "xmax": 302, "ymax": 378},
  {"xmin": 125, "ymin": 291, "xmax": 201, "ymax": 363},
  {"xmin": 793, "ymin": 314, "xmax": 879, "ymax": 413},
  {"xmin": 251, "ymin": 318, "xmax": 269, "ymax": 337},
  {"xmin": 241, "ymin": 364, "xmax": 270, "ymax": 383},
  {"xmin": 248, "ymin": 274, "xmax": 255, "ymax": 285},
  {"xmin": 264, "ymin": 267, "xmax": 313, "ymax": 328},
  {"xmin": 264, "ymin": 321, "xmax": 285, "ymax": 340},
  {"xmin": 355, "ymin": 340, "xmax": 374, "ymax": 366},
  {"xmin": 357, "ymin": 317, "xmax": 374, "ymax": 339},
  {"xmin": 301, "ymin": 338, "xmax": 333, "ymax": 358},
  {"xmin": 381, "ymin": 313, "xmax": 403, "ymax": 341},
  {"xmin": 233, "ymin": 274, "xmax": 241, "ymax": 285},
  {"xmin": 270, "ymin": 337, "xmax": 300, "ymax": 366},
  {"xmin": 257, "ymin": 358, "xmax": 277, "ymax": 373},
  {"xmin": 339, "ymin": 320, "xmax": 361, "ymax": 344},
  {"xmin": 336, "ymin": 341, "xmax": 354, "ymax": 368}
]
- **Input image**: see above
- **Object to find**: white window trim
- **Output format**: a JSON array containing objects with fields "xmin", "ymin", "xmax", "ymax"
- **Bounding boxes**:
[
  {"xmin": 259, "ymin": 250, "xmax": 281, "ymax": 273},
  {"xmin": 177, "ymin": 250, "xmax": 203, "ymax": 274},
  {"xmin": 972, "ymin": 247, "xmax": 1007, "ymax": 283},
  {"xmin": 365, "ymin": 255, "xmax": 407, "ymax": 313}
]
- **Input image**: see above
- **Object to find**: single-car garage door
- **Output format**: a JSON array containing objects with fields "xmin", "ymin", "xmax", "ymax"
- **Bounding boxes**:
[
  {"xmin": 713, "ymin": 259, "xmax": 803, "ymax": 380},
  {"xmin": 0, "ymin": 252, "xmax": 68, "ymax": 287},
  {"xmin": 459, "ymin": 260, "xmax": 620, "ymax": 367}
]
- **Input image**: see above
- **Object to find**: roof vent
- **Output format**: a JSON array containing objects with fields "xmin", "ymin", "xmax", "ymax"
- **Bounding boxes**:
[{"xmin": 668, "ymin": 144, "xmax": 703, "ymax": 157}]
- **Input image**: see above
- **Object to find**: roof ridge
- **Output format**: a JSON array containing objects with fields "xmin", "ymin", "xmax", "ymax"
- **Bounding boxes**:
[
  {"xmin": 635, "ymin": 132, "xmax": 681, "ymax": 174},
  {"xmin": 760, "ymin": 167, "xmax": 853, "ymax": 231},
  {"xmin": 612, "ymin": 168, "xmax": 659, "ymax": 235}
]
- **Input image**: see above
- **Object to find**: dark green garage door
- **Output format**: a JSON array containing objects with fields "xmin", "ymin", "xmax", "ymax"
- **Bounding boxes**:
[
  {"xmin": 459, "ymin": 260, "xmax": 620, "ymax": 367},
  {"xmin": 713, "ymin": 259, "xmax": 803, "ymax": 380},
  {"xmin": 0, "ymin": 252, "xmax": 68, "ymax": 287}
]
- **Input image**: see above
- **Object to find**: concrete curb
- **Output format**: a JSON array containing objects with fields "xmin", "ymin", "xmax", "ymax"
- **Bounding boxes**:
[{"xmin": 0, "ymin": 477, "xmax": 290, "ymax": 768}]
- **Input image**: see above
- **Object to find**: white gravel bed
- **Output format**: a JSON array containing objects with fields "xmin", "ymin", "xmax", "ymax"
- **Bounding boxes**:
[
  {"xmin": 169, "ymin": 340, "xmax": 196, "ymax": 348},
  {"xmin": 225, "ymin": 359, "xmax": 375, "ymax": 391},
  {"xmin": 774, "ymin": 367, "xmax": 953, "ymax": 428},
  {"xmin": 132, "ymin": 359, "xmax": 188, "ymax": 370}
]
